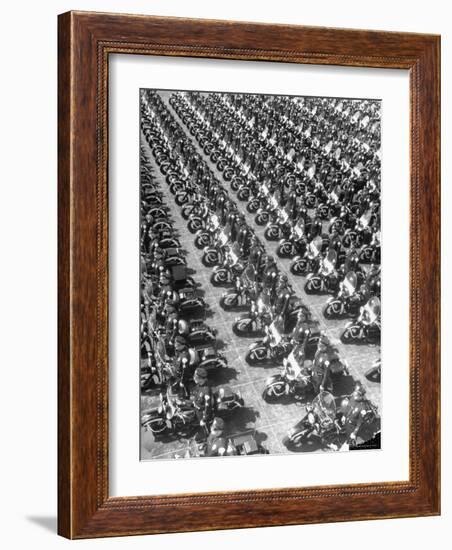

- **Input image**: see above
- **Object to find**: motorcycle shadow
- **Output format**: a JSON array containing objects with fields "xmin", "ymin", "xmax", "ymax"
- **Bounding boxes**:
[
  {"xmin": 213, "ymin": 337, "xmax": 227, "ymax": 351},
  {"xmin": 357, "ymin": 417, "xmax": 381, "ymax": 444},
  {"xmin": 270, "ymin": 393, "xmax": 315, "ymax": 406},
  {"xmin": 202, "ymin": 307, "xmax": 216, "ymax": 319},
  {"xmin": 227, "ymin": 406, "xmax": 261, "ymax": 433},
  {"xmin": 153, "ymin": 428, "xmax": 197, "ymax": 444},
  {"xmin": 210, "ymin": 366, "xmax": 239, "ymax": 385},
  {"xmin": 283, "ymin": 437, "xmax": 323, "ymax": 453}
]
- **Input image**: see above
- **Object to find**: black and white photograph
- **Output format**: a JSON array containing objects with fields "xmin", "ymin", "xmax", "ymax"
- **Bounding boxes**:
[{"xmin": 139, "ymin": 89, "xmax": 381, "ymax": 460}]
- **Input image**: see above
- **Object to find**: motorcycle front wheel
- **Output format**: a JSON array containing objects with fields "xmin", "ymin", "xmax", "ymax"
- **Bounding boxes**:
[
  {"xmin": 149, "ymin": 419, "xmax": 167, "ymax": 435},
  {"xmin": 277, "ymin": 241, "xmax": 293, "ymax": 258},
  {"xmin": 237, "ymin": 187, "xmax": 250, "ymax": 201},
  {"xmin": 290, "ymin": 258, "xmax": 308, "ymax": 276},
  {"xmin": 202, "ymin": 249, "xmax": 220, "ymax": 267},
  {"xmin": 232, "ymin": 318, "xmax": 258, "ymax": 337},
  {"xmin": 264, "ymin": 225, "xmax": 280, "ymax": 241},
  {"xmin": 245, "ymin": 345, "xmax": 268, "ymax": 365},
  {"xmin": 262, "ymin": 381, "xmax": 286, "ymax": 402},
  {"xmin": 195, "ymin": 232, "xmax": 211, "ymax": 249},
  {"xmin": 283, "ymin": 429, "xmax": 311, "ymax": 450},
  {"xmin": 188, "ymin": 218, "xmax": 204, "ymax": 233},
  {"xmin": 220, "ymin": 293, "xmax": 238, "ymax": 310},
  {"xmin": 304, "ymin": 277, "xmax": 322, "ymax": 294},
  {"xmin": 211, "ymin": 269, "xmax": 230, "ymax": 287},
  {"xmin": 323, "ymin": 300, "xmax": 344, "ymax": 319},
  {"xmin": 255, "ymin": 212, "xmax": 270, "ymax": 226},
  {"xmin": 340, "ymin": 325, "xmax": 361, "ymax": 344}
]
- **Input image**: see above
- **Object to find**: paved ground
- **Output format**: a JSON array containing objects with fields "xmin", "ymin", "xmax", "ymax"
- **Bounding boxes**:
[{"xmin": 140, "ymin": 91, "xmax": 381, "ymax": 460}]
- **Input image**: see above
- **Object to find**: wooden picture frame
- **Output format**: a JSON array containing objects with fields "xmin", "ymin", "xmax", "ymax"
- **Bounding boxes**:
[{"xmin": 58, "ymin": 11, "xmax": 440, "ymax": 539}]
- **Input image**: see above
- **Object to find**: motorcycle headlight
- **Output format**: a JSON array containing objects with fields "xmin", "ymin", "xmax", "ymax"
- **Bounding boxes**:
[{"xmin": 308, "ymin": 412, "xmax": 316, "ymax": 425}]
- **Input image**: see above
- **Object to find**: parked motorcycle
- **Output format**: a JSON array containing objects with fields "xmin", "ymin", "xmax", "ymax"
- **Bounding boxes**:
[
  {"xmin": 341, "ymin": 296, "xmax": 381, "ymax": 345},
  {"xmin": 141, "ymin": 390, "xmax": 198, "ymax": 437},
  {"xmin": 262, "ymin": 349, "xmax": 314, "ymax": 402}
]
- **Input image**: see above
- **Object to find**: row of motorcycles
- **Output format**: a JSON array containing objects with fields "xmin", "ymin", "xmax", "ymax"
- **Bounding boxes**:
[
  {"xmin": 168, "ymin": 91, "xmax": 382, "ymax": 348},
  {"xmin": 140, "ymin": 91, "xmax": 380, "ymax": 454},
  {"xmin": 139, "ymin": 152, "xmax": 253, "ymax": 452}
]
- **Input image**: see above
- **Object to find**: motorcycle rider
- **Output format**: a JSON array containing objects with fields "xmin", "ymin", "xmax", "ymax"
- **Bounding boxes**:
[
  {"xmin": 190, "ymin": 367, "xmax": 215, "ymax": 436},
  {"xmin": 312, "ymin": 334, "xmax": 334, "ymax": 393},
  {"xmin": 291, "ymin": 308, "xmax": 319, "ymax": 346},
  {"xmin": 336, "ymin": 383, "xmax": 375, "ymax": 445}
]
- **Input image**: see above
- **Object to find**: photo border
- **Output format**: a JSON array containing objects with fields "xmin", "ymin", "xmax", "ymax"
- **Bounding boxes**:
[{"xmin": 58, "ymin": 11, "xmax": 440, "ymax": 538}]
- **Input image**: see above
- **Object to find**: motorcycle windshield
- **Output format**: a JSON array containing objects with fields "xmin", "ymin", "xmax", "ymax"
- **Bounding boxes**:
[
  {"xmin": 312, "ymin": 391, "xmax": 337, "ymax": 422},
  {"xmin": 211, "ymin": 214, "xmax": 220, "ymax": 229},
  {"xmin": 294, "ymin": 221, "xmax": 305, "ymax": 239},
  {"xmin": 359, "ymin": 210, "xmax": 372, "ymax": 228},
  {"xmin": 310, "ymin": 236, "xmax": 323, "ymax": 256},
  {"xmin": 325, "ymin": 248, "xmax": 337, "ymax": 267},
  {"xmin": 219, "ymin": 231, "xmax": 229, "ymax": 246},
  {"xmin": 344, "ymin": 271, "xmax": 358, "ymax": 293},
  {"xmin": 257, "ymin": 292, "xmax": 271, "ymax": 313},
  {"xmin": 268, "ymin": 321, "xmax": 282, "ymax": 344},
  {"xmin": 287, "ymin": 352, "xmax": 302, "ymax": 376},
  {"xmin": 243, "ymin": 265, "xmax": 256, "ymax": 284},
  {"xmin": 365, "ymin": 296, "xmax": 381, "ymax": 319}
]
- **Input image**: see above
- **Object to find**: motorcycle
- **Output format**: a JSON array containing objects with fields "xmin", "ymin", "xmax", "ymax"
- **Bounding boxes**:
[
  {"xmin": 262, "ymin": 349, "xmax": 314, "ymax": 402},
  {"xmin": 201, "ymin": 224, "xmax": 231, "ymax": 267},
  {"xmin": 365, "ymin": 358, "xmax": 381, "ymax": 382},
  {"xmin": 290, "ymin": 235, "xmax": 323, "ymax": 276},
  {"xmin": 359, "ymin": 230, "xmax": 381, "ymax": 264},
  {"xmin": 263, "ymin": 207, "xmax": 292, "ymax": 241},
  {"xmin": 245, "ymin": 319, "xmax": 293, "ymax": 365},
  {"xmin": 210, "ymin": 244, "xmax": 245, "ymax": 287},
  {"xmin": 283, "ymin": 391, "xmax": 340, "ymax": 450},
  {"xmin": 141, "ymin": 390, "xmax": 198, "ymax": 437},
  {"xmin": 340, "ymin": 296, "xmax": 381, "ymax": 345},
  {"xmin": 304, "ymin": 249, "xmax": 340, "ymax": 295},
  {"xmin": 322, "ymin": 271, "xmax": 365, "ymax": 319},
  {"xmin": 219, "ymin": 264, "xmax": 258, "ymax": 311},
  {"xmin": 277, "ymin": 221, "xmax": 307, "ymax": 259},
  {"xmin": 194, "ymin": 213, "xmax": 221, "ymax": 249},
  {"xmin": 232, "ymin": 291, "xmax": 273, "ymax": 337},
  {"xmin": 176, "ymin": 287, "xmax": 206, "ymax": 317}
]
